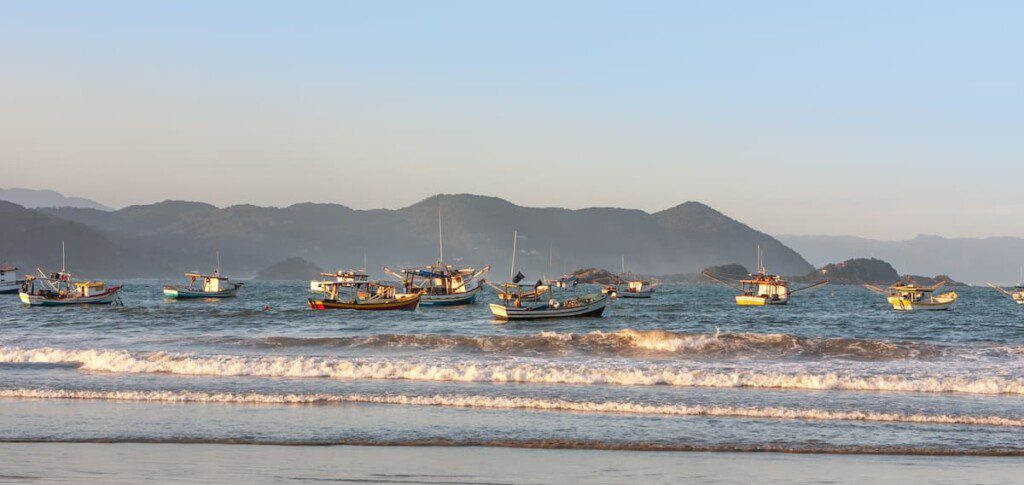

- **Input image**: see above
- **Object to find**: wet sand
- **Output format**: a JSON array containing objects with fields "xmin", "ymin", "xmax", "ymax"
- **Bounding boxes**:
[{"xmin": 0, "ymin": 443, "xmax": 1021, "ymax": 484}]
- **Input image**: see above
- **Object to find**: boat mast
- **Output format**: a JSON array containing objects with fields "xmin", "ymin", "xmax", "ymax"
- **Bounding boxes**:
[
  {"xmin": 215, "ymin": 251, "xmax": 221, "ymax": 276},
  {"xmin": 621, "ymin": 254, "xmax": 625, "ymax": 276},
  {"xmin": 438, "ymin": 203, "xmax": 444, "ymax": 265},
  {"xmin": 547, "ymin": 242, "xmax": 553, "ymax": 282},
  {"xmin": 507, "ymin": 230, "xmax": 516, "ymax": 280},
  {"xmin": 61, "ymin": 240, "xmax": 66, "ymax": 273}
]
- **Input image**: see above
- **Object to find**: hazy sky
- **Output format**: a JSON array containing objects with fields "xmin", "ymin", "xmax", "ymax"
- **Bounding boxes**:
[{"xmin": 2, "ymin": 1, "xmax": 1022, "ymax": 239}]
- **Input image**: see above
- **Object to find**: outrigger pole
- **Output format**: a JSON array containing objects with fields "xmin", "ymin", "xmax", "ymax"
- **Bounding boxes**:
[{"xmin": 701, "ymin": 270, "xmax": 743, "ymax": 291}]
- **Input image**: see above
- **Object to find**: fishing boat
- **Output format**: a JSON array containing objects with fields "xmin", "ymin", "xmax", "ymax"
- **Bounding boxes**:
[
  {"xmin": 986, "ymin": 267, "xmax": 1024, "ymax": 304},
  {"xmin": 703, "ymin": 247, "xmax": 827, "ymax": 306},
  {"xmin": 0, "ymin": 264, "xmax": 25, "ymax": 295},
  {"xmin": 384, "ymin": 264, "xmax": 489, "ymax": 306},
  {"xmin": 616, "ymin": 256, "xmax": 657, "ymax": 298},
  {"xmin": 163, "ymin": 253, "xmax": 242, "ymax": 299},
  {"xmin": 383, "ymin": 205, "xmax": 489, "ymax": 306},
  {"xmin": 18, "ymin": 242, "xmax": 123, "ymax": 306},
  {"xmin": 487, "ymin": 281, "xmax": 608, "ymax": 321},
  {"xmin": 866, "ymin": 279, "xmax": 957, "ymax": 311},
  {"xmin": 308, "ymin": 279, "xmax": 420, "ymax": 311}
]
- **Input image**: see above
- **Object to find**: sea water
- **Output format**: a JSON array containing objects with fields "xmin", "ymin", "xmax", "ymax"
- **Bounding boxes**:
[{"xmin": 0, "ymin": 282, "xmax": 1021, "ymax": 480}]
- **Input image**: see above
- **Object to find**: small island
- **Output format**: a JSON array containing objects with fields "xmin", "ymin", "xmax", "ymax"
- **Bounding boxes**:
[{"xmin": 254, "ymin": 257, "xmax": 324, "ymax": 281}]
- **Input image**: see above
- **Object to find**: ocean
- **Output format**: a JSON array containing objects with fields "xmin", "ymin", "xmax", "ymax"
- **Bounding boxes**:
[{"xmin": 0, "ymin": 281, "xmax": 1021, "ymax": 482}]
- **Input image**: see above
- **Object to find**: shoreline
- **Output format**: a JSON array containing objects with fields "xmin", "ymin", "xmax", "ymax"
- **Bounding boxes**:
[{"xmin": 0, "ymin": 438, "xmax": 1020, "ymax": 457}]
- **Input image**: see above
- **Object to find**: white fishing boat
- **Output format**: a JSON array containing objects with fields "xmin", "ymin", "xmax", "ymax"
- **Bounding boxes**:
[
  {"xmin": 0, "ymin": 264, "xmax": 25, "ymax": 295},
  {"xmin": 163, "ymin": 252, "xmax": 242, "ymax": 299},
  {"xmin": 616, "ymin": 256, "xmax": 658, "ymax": 298},
  {"xmin": 383, "ymin": 205, "xmax": 489, "ymax": 306},
  {"xmin": 18, "ymin": 242, "xmax": 123, "ymax": 306}
]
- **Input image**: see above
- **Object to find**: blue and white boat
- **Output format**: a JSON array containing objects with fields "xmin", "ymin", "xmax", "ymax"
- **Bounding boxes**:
[
  {"xmin": 382, "ymin": 204, "xmax": 489, "ymax": 307},
  {"xmin": 163, "ymin": 253, "xmax": 242, "ymax": 299}
]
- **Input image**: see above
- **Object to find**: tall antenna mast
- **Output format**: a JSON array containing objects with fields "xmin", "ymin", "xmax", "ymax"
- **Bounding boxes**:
[
  {"xmin": 61, "ymin": 240, "xmax": 66, "ymax": 273},
  {"xmin": 363, "ymin": 254, "xmax": 367, "ymax": 272},
  {"xmin": 215, "ymin": 251, "xmax": 221, "ymax": 276},
  {"xmin": 438, "ymin": 204, "xmax": 444, "ymax": 264},
  {"xmin": 621, "ymin": 254, "xmax": 625, "ymax": 275},
  {"xmin": 548, "ymin": 242, "xmax": 553, "ymax": 282},
  {"xmin": 510, "ymin": 230, "xmax": 518, "ymax": 280}
]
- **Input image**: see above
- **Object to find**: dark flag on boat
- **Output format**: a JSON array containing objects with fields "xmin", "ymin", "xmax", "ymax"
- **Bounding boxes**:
[
  {"xmin": 535, "ymin": 279, "xmax": 544, "ymax": 288},
  {"xmin": 512, "ymin": 271, "xmax": 525, "ymax": 283}
]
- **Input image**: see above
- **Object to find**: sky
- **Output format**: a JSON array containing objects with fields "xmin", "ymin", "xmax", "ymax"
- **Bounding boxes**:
[{"xmin": 1, "ymin": 1, "xmax": 1022, "ymax": 239}]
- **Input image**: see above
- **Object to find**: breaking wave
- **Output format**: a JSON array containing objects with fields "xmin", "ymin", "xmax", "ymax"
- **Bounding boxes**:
[
  {"xmin": 2, "ymin": 388, "xmax": 1020, "ymax": 427},
  {"xmin": 1, "ymin": 346, "xmax": 1022, "ymax": 395},
  {"xmin": 190, "ymin": 329, "xmax": 1001, "ymax": 361}
]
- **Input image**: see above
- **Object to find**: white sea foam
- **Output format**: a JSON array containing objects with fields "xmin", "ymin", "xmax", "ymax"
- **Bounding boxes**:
[
  {"xmin": 2, "ymin": 346, "xmax": 1022, "ymax": 395},
  {"xmin": 1, "ymin": 388, "xmax": 1020, "ymax": 428}
]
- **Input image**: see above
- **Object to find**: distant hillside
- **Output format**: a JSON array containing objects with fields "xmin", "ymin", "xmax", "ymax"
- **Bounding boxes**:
[
  {"xmin": 780, "ymin": 234, "xmax": 1023, "ymax": 284},
  {"xmin": 0, "ymin": 201, "xmax": 166, "ymax": 278},
  {"xmin": 0, "ymin": 188, "xmax": 112, "ymax": 211},
  {"xmin": 255, "ymin": 257, "xmax": 324, "ymax": 281},
  {"xmin": 14, "ymin": 194, "xmax": 812, "ymax": 278}
]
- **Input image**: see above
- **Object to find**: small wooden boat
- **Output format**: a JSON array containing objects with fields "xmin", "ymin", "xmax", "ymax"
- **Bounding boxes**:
[
  {"xmin": 704, "ymin": 247, "xmax": 827, "ymax": 306},
  {"xmin": 18, "ymin": 243, "xmax": 122, "ymax": 306},
  {"xmin": 163, "ymin": 253, "xmax": 242, "ymax": 299},
  {"xmin": 308, "ymin": 279, "xmax": 421, "ymax": 311},
  {"xmin": 487, "ymin": 282, "xmax": 606, "ymax": 319},
  {"xmin": 866, "ymin": 279, "xmax": 956, "ymax": 311},
  {"xmin": 487, "ymin": 282, "xmax": 608, "ymax": 321},
  {"xmin": 0, "ymin": 264, "xmax": 25, "ymax": 295}
]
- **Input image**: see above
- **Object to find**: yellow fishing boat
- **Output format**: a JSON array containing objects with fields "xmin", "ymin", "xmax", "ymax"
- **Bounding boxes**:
[
  {"xmin": 703, "ymin": 247, "xmax": 827, "ymax": 306},
  {"xmin": 866, "ymin": 279, "xmax": 957, "ymax": 311}
]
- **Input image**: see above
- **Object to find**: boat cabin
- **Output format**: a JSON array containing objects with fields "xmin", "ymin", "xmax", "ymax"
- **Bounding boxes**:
[
  {"xmin": 496, "ymin": 282, "xmax": 551, "ymax": 307},
  {"xmin": 740, "ymin": 274, "xmax": 789, "ymax": 300},
  {"xmin": 185, "ymin": 273, "xmax": 230, "ymax": 293},
  {"xmin": 321, "ymin": 280, "xmax": 398, "ymax": 302},
  {"xmin": 887, "ymin": 284, "xmax": 930, "ymax": 302},
  {"xmin": 74, "ymin": 281, "xmax": 106, "ymax": 297},
  {"xmin": 626, "ymin": 280, "xmax": 649, "ymax": 293}
]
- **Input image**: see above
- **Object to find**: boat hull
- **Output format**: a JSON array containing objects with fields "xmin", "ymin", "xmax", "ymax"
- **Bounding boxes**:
[
  {"xmin": 0, "ymin": 281, "xmax": 23, "ymax": 295},
  {"xmin": 736, "ymin": 295, "xmax": 788, "ymax": 306},
  {"xmin": 888, "ymin": 292, "xmax": 957, "ymax": 311},
  {"xmin": 308, "ymin": 294, "xmax": 421, "ymax": 311},
  {"xmin": 618, "ymin": 290, "xmax": 654, "ymax": 299},
  {"xmin": 19, "ymin": 286, "xmax": 123, "ymax": 306},
  {"xmin": 420, "ymin": 285, "xmax": 481, "ymax": 306},
  {"xmin": 489, "ymin": 294, "xmax": 608, "ymax": 321},
  {"xmin": 163, "ymin": 285, "xmax": 240, "ymax": 299}
]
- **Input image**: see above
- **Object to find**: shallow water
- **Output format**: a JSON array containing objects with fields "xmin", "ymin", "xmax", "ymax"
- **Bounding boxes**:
[{"xmin": 0, "ymin": 282, "xmax": 1021, "ymax": 455}]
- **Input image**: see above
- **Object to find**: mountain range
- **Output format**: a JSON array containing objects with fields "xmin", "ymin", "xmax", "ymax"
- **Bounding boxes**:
[
  {"xmin": 0, "ymin": 188, "xmax": 112, "ymax": 211},
  {"xmin": 780, "ymin": 234, "xmax": 1024, "ymax": 284},
  {"xmin": 0, "ymin": 194, "xmax": 813, "ymax": 279}
]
